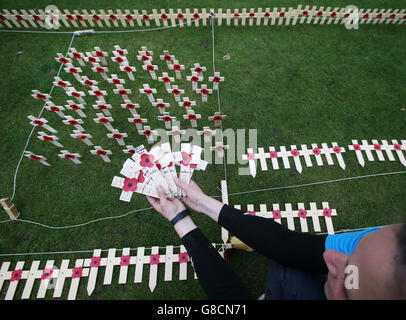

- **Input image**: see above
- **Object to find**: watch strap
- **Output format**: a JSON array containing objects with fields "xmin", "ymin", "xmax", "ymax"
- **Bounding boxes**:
[{"xmin": 170, "ymin": 209, "xmax": 190, "ymax": 226}]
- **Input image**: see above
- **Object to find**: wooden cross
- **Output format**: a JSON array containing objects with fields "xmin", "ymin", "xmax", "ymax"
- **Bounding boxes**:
[
  {"xmin": 62, "ymin": 116, "xmax": 85, "ymax": 131},
  {"xmin": 191, "ymin": 63, "xmax": 207, "ymax": 76},
  {"xmin": 122, "ymin": 145, "xmax": 136, "ymax": 155},
  {"xmin": 137, "ymin": 51, "xmax": 152, "ymax": 63},
  {"xmin": 128, "ymin": 114, "xmax": 147, "ymax": 130},
  {"xmin": 78, "ymin": 76, "xmax": 98, "ymax": 88},
  {"xmin": 27, "ymin": 115, "xmax": 57, "ymax": 133},
  {"xmin": 186, "ymin": 72, "xmax": 203, "ymax": 91},
  {"xmin": 139, "ymin": 84, "xmax": 157, "ymax": 103},
  {"xmin": 65, "ymin": 100, "xmax": 86, "ymax": 118},
  {"xmin": 70, "ymin": 130, "xmax": 94, "ymax": 146},
  {"xmin": 160, "ymin": 50, "xmax": 175, "ymax": 68},
  {"xmin": 113, "ymin": 85, "xmax": 132, "ymax": 102},
  {"xmin": 198, "ymin": 126, "xmax": 216, "ymax": 143},
  {"xmin": 178, "ymin": 97, "xmax": 196, "ymax": 109},
  {"xmin": 64, "ymin": 63, "xmax": 83, "ymax": 82},
  {"xmin": 23, "ymin": 151, "xmax": 51, "ymax": 166},
  {"xmin": 167, "ymin": 85, "xmax": 184, "ymax": 102},
  {"xmin": 210, "ymin": 142, "xmax": 230, "ymax": 158},
  {"xmin": 208, "ymin": 112, "xmax": 227, "ymax": 127},
  {"xmin": 111, "ymin": 52, "xmax": 128, "ymax": 65},
  {"xmin": 92, "ymin": 102, "xmax": 112, "ymax": 116},
  {"xmin": 107, "ymin": 74, "xmax": 126, "ymax": 87},
  {"xmin": 94, "ymin": 113, "xmax": 115, "ymax": 131},
  {"xmin": 83, "ymin": 52, "xmax": 100, "ymax": 66},
  {"xmin": 158, "ymin": 112, "xmax": 176, "ymax": 129},
  {"xmin": 65, "ymin": 87, "xmax": 86, "ymax": 105},
  {"xmin": 44, "ymin": 102, "xmax": 66, "ymax": 118},
  {"xmin": 140, "ymin": 46, "xmax": 153, "ymax": 57},
  {"xmin": 55, "ymin": 53, "xmax": 72, "ymax": 65},
  {"xmin": 37, "ymin": 131, "xmax": 63, "ymax": 148},
  {"xmin": 138, "ymin": 126, "xmax": 158, "ymax": 144},
  {"xmin": 168, "ymin": 59, "xmax": 185, "ymax": 79},
  {"xmin": 31, "ymin": 90, "xmax": 51, "ymax": 103},
  {"xmin": 167, "ymin": 125, "xmax": 185, "ymax": 144},
  {"xmin": 91, "ymin": 47, "xmax": 108, "ymax": 66},
  {"xmin": 52, "ymin": 77, "xmax": 72, "ymax": 91},
  {"xmin": 197, "ymin": 84, "xmax": 212, "ymax": 102},
  {"xmin": 121, "ymin": 101, "xmax": 140, "ymax": 116},
  {"xmin": 152, "ymin": 98, "xmax": 170, "ymax": 114},
  {"xmin": 142, "ymin": 61, "xmax": 159, "ymax": 80},
  {"xmin": 183, "ymin": 109, "xmax": 201, "ymax": 127},
  {"xmin": 91, "ymin": 63, "xmax": 109, "ymax": 81},
  {"xmin": 120, "ymin": 64, "xmax": 136, "ymax": 81},
  {"xmin": 107, "ymin": 129, "xmax": 128, "ymax": 146},
  {"xmin": 113, "ymin": 45, "xmax": 128, "ymax": 57},
  {"xmin": 58, "ymin": 150, "xmax": 82, "ymax": 164},
  {"xmin": 68, "ymin": 48, "xmax": 86, "ymax": 66},
  {"xmin": 158, "ymin": 72, "xmax": 174, "ymax": 91},
  {"xmin": 90, "ymin": 146, "xmax": 112, "ymax": 162},
  {"xmin": 209, "ymin": 71, "xmax": 224, "ymax": 90}
]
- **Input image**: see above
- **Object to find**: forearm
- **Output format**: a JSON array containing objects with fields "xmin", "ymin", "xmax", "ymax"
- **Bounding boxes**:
[
  {"xmin": 197, "ymin": 195, "xmax": 224, "ymax": 222},
  {"xmin": 173, "ymin": 216, "xmax": 198, "ymax": 238}
]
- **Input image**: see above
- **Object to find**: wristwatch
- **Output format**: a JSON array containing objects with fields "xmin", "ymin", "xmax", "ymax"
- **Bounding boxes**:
[{"xmin": 170, "ymin": 209, "xmax": 190, "ymax": 226}]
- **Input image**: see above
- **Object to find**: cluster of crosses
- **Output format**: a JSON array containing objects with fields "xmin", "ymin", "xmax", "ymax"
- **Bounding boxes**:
[{"xmin": 26, "ymin": 45, "xmax": 228, "ymax": 166}]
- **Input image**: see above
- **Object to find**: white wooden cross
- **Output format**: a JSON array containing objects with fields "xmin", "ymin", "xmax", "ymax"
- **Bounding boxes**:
[
  {"xmin": 128, "ymin": 114, "xmax": 147, "ymax": 130},
  {"xmin": 186, "ymin": 72, "xmax": 203, "ymax": 91},
  {"xmin": 65, "ymin": 87, "xmax": 86, "ymax": 105},
  {"xmin": 183, "ymin": 109, "xmax": 201, "ymax": 127},
  {"xmin": 62, "ymin": 116, "xmax": 85, "ymax": 132},
  {"xmin": 158, "ymin": 112, "xmax": 176, "ymax": 129},
  {"xmin": 137, "ymin": 50, "xmax": 152, "ymax": 63},
  {"xmin": 123, "ymin": 145, "xmax": 136, "ymax": 155},
  {"xmin": 142, "ymin": 61, "xmax": 159, "ymax": 80},
  {"xmin": 52, "ymin": 77, "xmax": 72, "ymax": 91},
  {"xmin": 167, "ymin": 85, "xmax": 184, "ymax": 102},
  {"xmin": 111, "ymin": 52, "xmax": 128, "ymax": 65},
  {"xmin": 88, "ymin": 86, "xmax": 108, "ymax": 104},
  {"xmin": 31, "ymin": 90, "xmax": 51, "ymax": 103},
  {"xmin": 210, "ymin": 141, "xmax": 230, "ymax": 158},
  {"xmin": 90, "ymin": 146, "xmax": 112, "ymax": 162},
  {"xmin": 70, "ymin": 130, "xmax": 94, "ymax": 146},
  {"xmin": 78, "ymin": 76, "xmax": 98, "ymax": 88},
  {"xmin": 91, "ymin": 47, "xmax": 108, "ymax": 66},
  {"xmin": 121, "ymin": 101, "xmax": 140, "ymax": 116},
  {"xmin": 139, "ymin": 84, "xmax": 157, "ymax": 103},
  {"xmin": 152, "ymin": 98, "xmax": 170, "ymax": 114},
  {"xmin": 44, "ymin": 102, "xmax": 66, "ymax": 118},
  {"xmin": 65, "ymin": 100, "xmax": 86, "ymax": 118},
  {"xmin": 68, "ymin": 48, "xmax": 86, "ymax": 66},
  {"xmin": 92, "ymin": 102, "xmax": 112, "ymax": 116},
  {"xmin": 158, "ymin": 72, "xmax": 174, "ymax": 90},
  {"xmin": 209, "ymin": 72, "xmax": 225, "ymax": 90},
  {"xmin": 198, "ymin": 126, "xmax": 216, "ymax": 143},
  {"xmin": 160, "ymin": 50, "xmax": 175, "ymax": 68},
  {"xmin": 24, "ymin": 151, "xmax": 51, "ymax": 166},
  {"xmin": 167, "ymin": 125, "xmax": 185, "ymax": 144},
  {"xmin": 58, "ymin": 150, "xmax": 82, "ymax": 164},
  {"xmin": 113, "ymin": 85, "xmax": 132, "ymax": 102},
  {"xmin": 191, "ymin": 63, "xmax": 207, "ymax": 76},
  {"xmin": 138, "ymin": 126, "xmax": 158, "ymax": 144},
  {"xmin": 197, "ymin": 84, "xmax": 212, "ymax": 102},
  {"xmin": 208, "ymin": 112, "xmax": 227, "ymax": 127},
  {"xmin": 55, "ymin": 53, "xmax": 72, "ymax": 66},
  {"xmin": 107, "ymin": 129, "xmax": 128, "ymax": 146},
  {"xmin": 168, "ymin": 59, "xmax": 185, "ymax": 79},
  {"xmin": 113, "ymin": 45, "xmax": 128, "ymax": 57},
  {"xmin": 27, "ymin": 115, "xmax": 57, "ymax": 133},
  {"xmin": 140, "ymin": 46, "xmax": 154, "ymax": 57},
  {"xmin": 83, "ymin": 52, "xmax": 100, "ymax": 66},
  {"xmin": 91, "ymin": 63, "xmax": 109, "ymax": 81},
  {"xmin": 120, "ymin": 64, "xmax": 136, "ymax": 81},
  {"xmin": 178, "ymin": 97, "xmax": 196, "ymax": 109},
  {"xmin": 37, "ymin": 131, "xmax": 63, "ymax": 148},
  {"xmin": 107, "ymin": 74, "xmax": 126, "ymax": 87},
  {"xmin": 93, "ymin": 113, "xmax": 115, "ymax": 131}
]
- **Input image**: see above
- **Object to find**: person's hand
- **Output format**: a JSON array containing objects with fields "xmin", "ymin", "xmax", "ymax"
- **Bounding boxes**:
[
  {"xmin": 146, "ymin": 185, "xmax": 186, "ymax": 222},
  {"xmin": 174, "ymin": 178, "xmax": 208, "ymax": 213}
]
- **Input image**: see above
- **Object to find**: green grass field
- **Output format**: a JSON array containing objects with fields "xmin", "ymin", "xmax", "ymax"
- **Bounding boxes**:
[{"xmin": 0, "ymin": 1, "xmax": 405, "ymax": 300}]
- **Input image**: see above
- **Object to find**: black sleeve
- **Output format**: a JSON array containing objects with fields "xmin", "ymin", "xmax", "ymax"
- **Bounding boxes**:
[
  {"xmin": 181, "ymin": 228, "xmax": 254, "ymax": 300},
  {"xmin": 218, "ymin": 204, "xmax": 328, "ymax": 274}
]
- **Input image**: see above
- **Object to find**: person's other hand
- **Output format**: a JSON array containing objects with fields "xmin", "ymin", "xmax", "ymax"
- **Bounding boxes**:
[
  {"xmin": 174, "ymin": 178, "xmax": 209, "ymax": 213},
  {"xmin": 147, "ymin": 185, "xmax": 186, "ymax": 222}
]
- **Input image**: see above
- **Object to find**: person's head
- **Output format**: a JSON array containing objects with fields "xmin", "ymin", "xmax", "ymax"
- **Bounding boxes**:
[{"xmin": 323, "ymin": 223, "xmax": 406, "ymax": 299}]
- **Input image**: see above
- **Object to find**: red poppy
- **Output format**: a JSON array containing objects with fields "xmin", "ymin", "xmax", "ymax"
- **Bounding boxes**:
[
  {"xmin": 71, "ymin": 92, "xmax": 80, "ymax": 98},
  {"xmin": 163, "ymin": 116, "xmax": 171, "ymax": 122},
  {"xmin": 389, "ymin": 14, "xmax": 396, "ymax": 19},
  {"xmin": 77, "ymin": 135, "xmax": 87, "ymax": 140},
  {"xmin": 143, "ymin": 14, "xmax": 149, "ymax": 21},
  {"xmin": 43, "ymin": 136, "xmax": 54, "ymax": 142},
  {"xmin": 164, "ymin": 55, "xmax": 172, "ymax": 62},
  {"xmin": 69, "ymin": 120, "xmax": 79, "ymax": 126},
  {"xmin": 10, "ymin": 269, "xmax": 22, "ymax": 281},
  {"xmin": 33, "ymin": 120, "xmax": 44, "ymax": 126},
  {"xmin": 247, "ymin": 153, "xmax": 255, "ymax": 160},
  {"xmin": 212, "ymin": 76, "xmax": 221, "ymax": 83},
  {"xmin": 181, "ymin": 152, "xmax": 192, "ymax": 166},
  {"xmin": 191, "ymin": 76, "xmax": 199, "ymax": 82},
  {"xmin": 94, "ymin": 90, "xmax": 103, "ymax": 96},
  {"xmin": 183, "ymin": 101, "xmax": 191, "ymax": 107},
  {"xmin": 140, "ymin": 153, "xmax": 154, "ymax": 167},
  {"xmin": 41, "ymin": 268, "xmax": 53, "ymax": 280},
  {"xmin": 126, "ymin": 14, "xmax": 133, "ymax": 21},
  {"xmin": 344, "ymin": 13, "xmax": 350, "ymax": 18},
  {"xmin": 298, "ymin": 209, "xmax": 307, "ymax": 219},
  {"xmin": 84, "ymin": 80, "xmax": 93, "ymax": 86},
  {"xmin": 99, "ymin": 118, "xmax": 109, "ymax": 124},
  {"xmin": 178, "ymin": 252, "xmax": 189, "ymax": 263},
  {"xmin": 90, "ymin": 256, "xmax": 101, "ymax": 268},
  {"xmin": 291, "ymin": 149, "xmax": 300, "ymax": 157},
  {"xmin": 120, "ymin": 255, "xmax": 130, "ymax": 266},
  {"xmin": 113, "ymin": 79, "xmax": 121, "ymax": 84},
  {"xmin": 147, "ymin": 65, "xmax": 154, "ymax": 71},
  {"xmin": 50, "ymin": 106, "xmax": 60, "ymax": 112},
  {"xmin": 126, "ymin": 103, "xmax": 135, "ymax": 109},
  {"xmin": 73, "ymin": 52, "xmax": 81, "ymax": 59},
  {"xmin": 302, "ymin": 11, "xmax": 308, "ymax": 16},
  {"xmin": 96, "ymin": 150, "xmax": 107, "ymax": 156},
  {"xmin": 323, "ymin": 208, "xmax": 332, "ymax": 217},
  {"xmin": 264, "ymin": 12, "xmax": 270, "ymax": 18},
  {"xmin": 162, "ymin": 77, "xmax": 171, "ymax": 83},
  {"xmin": 279, "ymin": 12, "xmax": 285, "ymax": 18},
  {"xmin": 177, "ymin": 13, "xmax": 184, "ymax": 20},
  {"xmin": 363, "ymin": 13, "xmax": 369, "ymax": 19},
  {"xmin": 313, "ymin": 147, "xmax": 321, "ymax": 155},
  {"xmin": 188, "ymin": 114, "xmax": 197, "ymax": 120},
  {"xmin": 93, "ymin": 15, "xmax": 100, "ymax": 21},
  {"xmin": 88, "ymin": 57, "xmax": 96, "ymax": 63},
  {"xmin": 249, "ymin": 13, "xmax": 255, "ymax": 19},
  {"xmin": 233, "ymin": 13, "xmax": 240, "ymax": 19},
  {"xmin": 141, "ymin": 56, "xmax": 149, "ymax": 62},
  {"xmin": 194, "ymin": 67, "xmax": 203, "ymax": 73},
  {"xmin": 119, "ymin": 90, "xmax": 127, "ymax": 96},
  {"xmin": 173, "ymin": 64, "xmax": 181, "ymax": 71},
  {"xmin": 247, "ymin": 210, "xmax": 256, "ymax": 215},
  {"xmin": 133, "ymin": 118, "xmax": 142, "ymax": 124},
  {"xmin": 193, "ymin": 13, "xmax": 200, "ymax": 19},
  {"xmin": 72, "ymin": 267, "xmax": 83, "ymax": 279},
  {"xmin": 66, "ymin": 14, "xmax": 74, "ymax": 21},
  {"xmin": 270, "ymin": 151, "xmax": 278, "ymax": 158},
  {"xmin": 65, "ymin": 154, "xmax": 75, "ymax": 159},
  {"xmin": 272, "ymin": 210, "xmax": 281, "ymax": 219},
  {"xmin": 200, "ymin": 89, "xmax": 208, "ymax": 95},
  {"xmin": 113, "ymin": 133, "xmax": 122, "ymax": 139},
  {"xmin": 124, "ymin": 66, "xmax": 132, "ymax": 73},
  {"xmin": 30, "ymin": 155, "xmax": 41, "ymax": 162},
  {"xmin": 36, "ymin": 93, "xmax": 47, "ymax": 100},
  {"xmin": 331, "ymin": 12, "xmax": 337, "ymax": 18},
  {"xmin": 316, "ymin": 11, "xmax": 323, "ymax": 17},
  {"xmin": 57, "ymin": 81, "xmax": 67, "ymax": 87},
  {"xmin": 394, "ymin": 144, "xmax": 402, "ymax": 150},
  {"xmin": 213, "ymin": 115, "xmax": 222, "ymax": 121},
  {"xmin": 109, "ymin": 14, "xmax": 117, "ymax": 21},
  {"xmin": 97, "ymin": 105, "xmax": 107, "ymax": 110},
  {"xmin": 161, "ymin": 13, "xmax": 168, "ymax": 20},
  {"xmin": 59, "ymin": 57, "xmax": 69, "ymax": 64},
  {"xmin": 137, "ymin": 171, "xmax": 145, "ymax": 183},
  {"xmin": 333, "ymin": 146, "xmax": 341, "ymax": 153},
  {"xmin": 144, "ymin": 89, "xmax": 152, "ymax": 95},
  {"xmin": 70, "ymin": 104, "xmax": 80, "ymax": 110},
  {"xmin": 115, "ymin": 57, "xmax": 124, "ymax": 63},
  {"xmin": 376, "ymin": 13, "xmax": 382, "ymax": 19},
  {"xmin": 150, "ymin": 254, "xmax": 160, "ymax": 265},
  {"xmin": 144, "ymin": 130, "xmax": 152, "ymax": 136},
  {"xmin": 373, "ymin": 144, "xmax": 381, "ymax": 151},
  {"xmin": 96, "ymin": 67, "xmax": 104, "ymax": 73},
  {"xmin": 353, "ymin": 143, "xmax": 361, "ymax": 151},
  {"xmin": 172, "ymin": 89, "xmax": 181, "ymax": 95}
]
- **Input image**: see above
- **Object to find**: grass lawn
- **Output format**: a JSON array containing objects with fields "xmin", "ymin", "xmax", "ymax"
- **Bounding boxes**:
[{"xmin": 0, "ymin": 1, "xmax": 405, "ymax": 300}]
